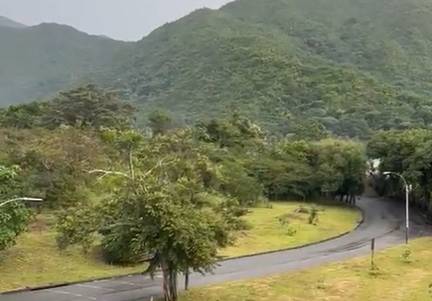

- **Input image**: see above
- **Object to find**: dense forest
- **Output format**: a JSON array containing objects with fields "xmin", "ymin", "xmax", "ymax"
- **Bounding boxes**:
[
  {"xmin": 84, "ymin": 0, "xmax": 432, "ymax": 138},
  {"xmin": 3, "ymin": 0, "xmax": 432, "ymax": 139},
  {"xmin": 368, "ymin": 129, "xmax": 432, "ymax": 219},
  {"xmin": 0, "ymin": 20, "xmax": 129, "ymax": 105}
]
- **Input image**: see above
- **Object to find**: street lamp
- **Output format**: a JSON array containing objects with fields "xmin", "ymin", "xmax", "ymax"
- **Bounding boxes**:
[
  {"xmin": 383, "ymin": 171, "xmax": 411, "ymax": 244},
  {"xmin": 0, "ymin": 197, "xmax": 43, "ymax": 208}
]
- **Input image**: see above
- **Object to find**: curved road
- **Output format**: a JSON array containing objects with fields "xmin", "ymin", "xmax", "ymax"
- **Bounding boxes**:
[{"xmin": 1, "ymin": 196, "xmax": 430, "ymax": 301}]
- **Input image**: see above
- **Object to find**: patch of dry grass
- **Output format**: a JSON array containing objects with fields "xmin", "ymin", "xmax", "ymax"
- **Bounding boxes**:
[
  {"xmin": 0, "ymin": 215, "xmax": 145, "ymax": 292},
  {"xmin": 0, "ymin": 201, "xmax": 361, "ymax": 292},
  {"xmin": 181, "ymin": 238, "xmax": 432, "ymax": 301}
]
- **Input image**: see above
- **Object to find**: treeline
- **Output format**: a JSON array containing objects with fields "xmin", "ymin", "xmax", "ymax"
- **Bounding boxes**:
[
  {"xmin": 0, "ymin": 85, "xmax": 367, "ymax": 301},
  {"xmin": 367, "ymin": 129, "xmax": 432, "ymax": 219},
  {"xmin": 0, "ymin": 85, "xmax": 367, "ymax": 207}
]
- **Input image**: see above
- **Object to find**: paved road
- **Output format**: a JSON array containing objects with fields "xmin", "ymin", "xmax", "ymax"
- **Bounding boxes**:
[{"xmin": 1, "ymin": 196, "xmax": 430, "ymax": 301}]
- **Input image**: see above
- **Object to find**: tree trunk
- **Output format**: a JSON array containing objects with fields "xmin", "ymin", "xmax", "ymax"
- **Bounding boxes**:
[
  {"xmin": 161, "ymin": 258, "xmax": 178, "ymax": 301},
  {"xmin": 184, "ymin": 270, "xmax": 189, "ymax": 290},
  {"xmin": 350, "ymin": 194, "xmax": 355, "ymax": 205},
  {"xmin": 168, "ymin": 266, "xmax": 178, "ymax": 301}
]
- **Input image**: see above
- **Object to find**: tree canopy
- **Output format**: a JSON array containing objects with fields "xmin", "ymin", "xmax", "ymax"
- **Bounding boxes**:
[{"xmin": 367, "ymin": 129, "xmax": 432, "ymax": 218}]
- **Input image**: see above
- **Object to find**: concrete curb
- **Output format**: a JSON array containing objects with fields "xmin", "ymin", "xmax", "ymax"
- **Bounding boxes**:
[{"xmin": 0, "ymin": 205, "xmax": 364, "ymax": 295}]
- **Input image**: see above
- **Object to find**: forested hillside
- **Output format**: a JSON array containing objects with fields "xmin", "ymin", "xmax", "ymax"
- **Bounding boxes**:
[
  {"xmin": 0, "ymin": 16, "xmax": 26, "ymax": 28},
  {"xmin": 84, "ymin": 0, "xmax": 432, "ymax": 139},
  {"xmin": 222, "ymin": 0, "xmax": 432, "ymax": 95},
  {"xmin": 4, "ymin": 0, "xmax": 432, "ymax": 139},
  {"xmin": 0, "ymin": 22, "xmax": 129, "ymax": 106}
]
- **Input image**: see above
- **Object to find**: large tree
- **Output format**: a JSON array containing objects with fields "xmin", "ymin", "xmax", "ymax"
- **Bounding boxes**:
[{"xmin": 55, "ymin": 128, "xmax": 239, "ymax": 301}]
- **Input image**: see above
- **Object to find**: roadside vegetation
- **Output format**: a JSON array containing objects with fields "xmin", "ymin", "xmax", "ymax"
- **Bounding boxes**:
[
  {"xmin": 3, "ymin": 86, "xmax": 432, "ymax": 300},
  {"xmin": 179, "ymin": 237, "xmax": 432, "ymax": 301},
  {"xmin": 220, "ymin": 202, "xmax": 361, "ymax": 258},
  {"xmin": 0, "ymin": 202, "xmax": 360, "ymax": 291},
  {"xmin": 0, "ymin": 85, "xmax": 365, "ymax": 300}
]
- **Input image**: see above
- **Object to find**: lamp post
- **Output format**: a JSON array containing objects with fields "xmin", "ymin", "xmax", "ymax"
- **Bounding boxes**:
[
  {"xmin": 383, "ymin": 171, "xmax": 410, "ymax": 244},
  {"xmin": 0, "ymin": 197, "xmax": 43, "ymax": 208}
]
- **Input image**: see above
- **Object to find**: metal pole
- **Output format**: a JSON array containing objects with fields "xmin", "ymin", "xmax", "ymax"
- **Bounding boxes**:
[
  {"xmin": 0, "ymin": 197, "xmax": 43, "ymax": 208},
  {"xmin": 405, "ymin": 184, "xmax": 409, "ymax": 244},
  {"xmin": 383, "ymin": 171, "xmax": 410, "ymax": 244}
]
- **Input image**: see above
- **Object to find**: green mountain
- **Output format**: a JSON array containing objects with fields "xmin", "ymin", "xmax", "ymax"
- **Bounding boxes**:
[
  {"xmin": 222, "ymin": 0, "xmax": 432, "ymax": 96},
  {"xmin": 0, "ymin": 16, "xmax": 26, "ymax": 28},
  {"xmin": 83, "ymin": 0, "xmax": 432, "ymax": 138},
  {"xmin": 0, "ymin": 22, "xmax": 129, "ymax": 106},
  {"xmin": 3, "ymin": 0, "xmax": 432, "ymax": 139}
]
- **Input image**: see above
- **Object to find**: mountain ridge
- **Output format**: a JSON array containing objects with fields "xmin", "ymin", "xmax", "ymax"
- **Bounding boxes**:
[
  {"xmin": 3, "ymin": 0, "xmax": 432, "ymax": 139},
  {"xmin": 0, "ymin": 16, "xmax": 26, "ymax": 28},
  {"xmin": 80, "ymin": 0, "xmax": 432, "ymax": 138},
  {"xmin": 0, "ymin": 22, "xmax": 129, "ymax": 106}
]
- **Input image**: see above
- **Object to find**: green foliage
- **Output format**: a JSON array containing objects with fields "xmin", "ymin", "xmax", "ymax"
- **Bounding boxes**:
[
  {"xmin": 278, "ymin": 213, "xmax": 297, "ymax": 236},
  {"xmin": 290, "ymin": 119, "xmax": 331, "ymax": 141},
  {"xmin": 0, "ymin": 165, "xmax": 20, "ymax": 197},
  {"xmin": 4, "ymin": 1, "xmax": 432, "ymax": 140},
  {"xmin": 148, "ymin": 109, "xmax": 174, "ymax": 135},
  {"xmin": 217, "ymin": 160, "xmax": 264, "ymax": 207},
  {"xmin": 367, "ymin": 128, "xmax": 432, "ymax": 218},
  {"xmin": 3, "ymin": 1, "xmax": 432, "ymax": 140},
  {"xmin": 0, "ymin": 165, "xmax": 32, "ymax": 251},
  {"xmin": 0, "ymin": 85, "xmax": 136, "ymax": 130},
  {"xmin": 44, "ymin": 84, "xmax": 136, "ymax": 130},
  {"xmin": 0, "ymin": 23, "xmax": 128, "ymax": 106},
  {"xmin": 401, "ymin": 249, "xmax": 412, "ymax": 263},
  {"xmin": 308, "ymin": 206, "xmax": 319, "ymax": 225},
  {"xmin": 0, "ymin": 201, "xmax": 31, "ymax": 251},
  {"xmin": 0, "ymin": 81, "xmax": 370, "ymax": 300},
  {"xmin": 79, "ymin": 0, "xmax": 432, "ymax": 139},
  {"xmin": 55, "ymin": 207, "xmax": 98, "ymax": 253}
]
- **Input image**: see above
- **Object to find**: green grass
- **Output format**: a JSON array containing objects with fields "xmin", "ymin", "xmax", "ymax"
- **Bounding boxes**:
[
  {"xmin": 220, "ymin": 202, "xmax": 361, "ymax": 258},
  {"xmin": 0, "ymin": 201, "xmax": 361, "ymax": 292},
  {"xmin": 0, "ymin": 214, "xmax": 145, "ymax": 292},
  {"xmin": 180, "ymin": 238, "xmax": 432, "ymax": 301}
]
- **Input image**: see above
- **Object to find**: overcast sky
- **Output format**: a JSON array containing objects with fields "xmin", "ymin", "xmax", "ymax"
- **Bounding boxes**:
[{"xmin": 0, "ymin": 0, "xmax": 233, "ymax": 41}]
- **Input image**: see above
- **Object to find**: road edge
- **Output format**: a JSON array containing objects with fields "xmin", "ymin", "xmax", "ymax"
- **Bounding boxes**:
[
  {"xmin": 0, "ymin": 205, "xmax": 364, "ymax": 295},
  {"xmin": 222, "ymin": 205, "xmax": 365, "ymax": 262}
]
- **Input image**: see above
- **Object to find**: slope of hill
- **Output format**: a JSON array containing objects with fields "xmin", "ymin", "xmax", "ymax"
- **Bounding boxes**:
[
  {"xmin": 221, "ymin": 0, "xmax": 432, "ymax": 96},
  {"xmin": 0, "ymin": 16, "xmax": 26, "ymax": 28},
  {"xmin": 85, "ymin": 0, "xmax": 432, "ymax": 138},
  {"xmin": 0, "ymin": 22, "xmax": 129, "ymax": 105}
]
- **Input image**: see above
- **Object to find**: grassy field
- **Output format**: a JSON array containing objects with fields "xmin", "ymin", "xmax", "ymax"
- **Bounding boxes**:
[
  {"xmin": 180, "ymin": 237, "xmax": 432, "ymax": 301},
  {"xmin": 0, "ymin": 201, "xmax": 361, "ymax": 292},
  {"xmin": 219, "ymin": 202, "xmax": 361, "ymax": 258}
]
